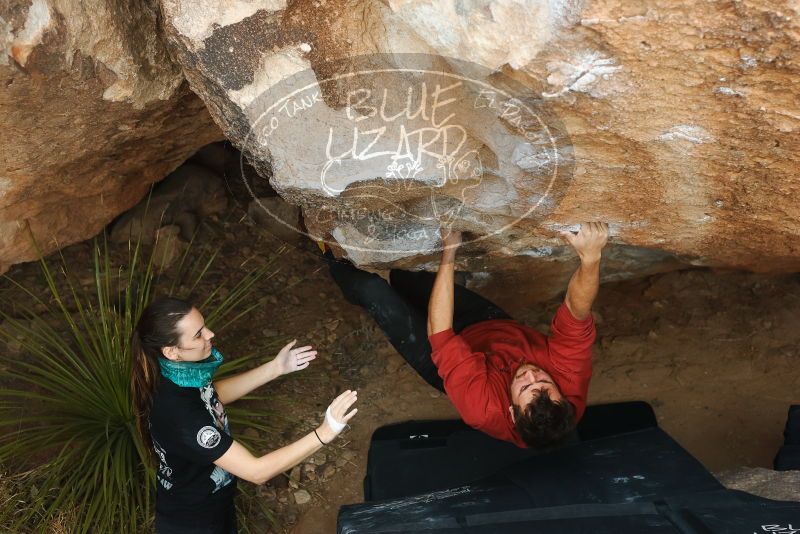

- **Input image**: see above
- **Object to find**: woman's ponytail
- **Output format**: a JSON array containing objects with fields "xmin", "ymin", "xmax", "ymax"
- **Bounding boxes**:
[
  {"xmin": 130, "ymin": 297, "xmax": 193, "ymax": 468},
  {"xmin": 131, "ymin": 328, "xmax": 160, "ymax": 468}
]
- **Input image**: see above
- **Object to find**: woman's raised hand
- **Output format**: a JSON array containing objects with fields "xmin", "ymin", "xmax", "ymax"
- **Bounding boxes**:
[
  {"xmin": 275, "ymin": 339, "xmax": 317, "ymax": 375},
  {"xmin": 317, "ymin": 390, "xmax": 358, "ymax": 444}
]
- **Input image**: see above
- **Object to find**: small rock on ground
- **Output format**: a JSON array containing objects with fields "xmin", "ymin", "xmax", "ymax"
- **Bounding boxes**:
[{"xmin": 293, "ymin": 489, "xmax": 311, "ymax": 505}]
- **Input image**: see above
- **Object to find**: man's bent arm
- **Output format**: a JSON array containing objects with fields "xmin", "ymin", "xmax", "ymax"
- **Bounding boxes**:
[
  {"xmin": 562, "ymin": 222, "xmax": 609, "ymax": 321},
  {"xmin": 564, "ymin": 259, "xmax": 600, "ymax": 321},
  {"xmin": 428, "ymin": 229, "xmax": 461, "ymax": 335}
]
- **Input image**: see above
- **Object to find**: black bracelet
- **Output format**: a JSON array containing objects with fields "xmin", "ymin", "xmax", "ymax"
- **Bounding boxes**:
[{"xmin": 313, "ymin": 429, "xmax": 326, "ymax": 446}]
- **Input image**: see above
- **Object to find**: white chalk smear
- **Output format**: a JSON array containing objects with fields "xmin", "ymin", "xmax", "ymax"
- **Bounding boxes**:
[
  {"xmin": 657, "ymin": 125, "xmax": 713, "ymax": 144},
  {"xmin": 546, "ymin": 222, "xmax": 625, "ymax": 237},
  {"xmin": 740, "ymin": 56, "xmax": 757, "ymax": 69},
  {"xmin": 512, "ymin": 142, "xmax": 555, "ymax": 171},
  {"xmin": 519, "ymin": 246, "xmax": 554, "ymax": 257},
  {"xmin": 714, "ymin": 86, "xmax": 744, "ymax": 97},
  {"xmin": 580, "ymin": 15, "xmax": 648, "ymax": 26},
  {"xmin": 543, "ymin": 51, "xmax": 622, "ymax": 98}
]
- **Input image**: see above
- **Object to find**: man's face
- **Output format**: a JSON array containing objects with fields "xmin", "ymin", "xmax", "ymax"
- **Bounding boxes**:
[{"xmin": 509, "ymin": 363, "xmax": 564, "ymax": 418}]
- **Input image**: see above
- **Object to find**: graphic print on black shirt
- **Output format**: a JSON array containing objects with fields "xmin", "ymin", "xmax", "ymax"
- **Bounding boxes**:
[
  {"xmin": 199, "ymin": 383, "xmax": 234, "ymax": 492},
  {"xmin": 149, "ymin": 376, "xmax": 236, "ymax": 522},
  {"xmin": 153, "ymin": 438, "xmax": 173, "ymax": 490}
]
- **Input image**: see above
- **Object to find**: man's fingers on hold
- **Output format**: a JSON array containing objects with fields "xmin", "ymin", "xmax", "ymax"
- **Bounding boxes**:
[{"xmin": 344, "ymin": 408, "xmax": 358, "ymax": 421}]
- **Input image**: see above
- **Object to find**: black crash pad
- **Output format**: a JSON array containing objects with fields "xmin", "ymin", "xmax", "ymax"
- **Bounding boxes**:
[
  {"xmin": 364, "ymin": 401, "xmax": 658, "ymax": 501},
  {"xmin": 340, "ymin": 402, "xmax": 800, "ymax": 533}
]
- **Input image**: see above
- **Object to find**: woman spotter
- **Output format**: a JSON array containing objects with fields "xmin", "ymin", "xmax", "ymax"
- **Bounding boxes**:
[{"xmin": 130, "ymin": 297, "xmax": 358, "ymax": 533}]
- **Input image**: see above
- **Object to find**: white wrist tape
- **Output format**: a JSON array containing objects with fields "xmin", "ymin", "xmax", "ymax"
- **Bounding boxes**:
[{"xmin": 325, "ymin": 406, "xmax": 346, "ymax": 433}]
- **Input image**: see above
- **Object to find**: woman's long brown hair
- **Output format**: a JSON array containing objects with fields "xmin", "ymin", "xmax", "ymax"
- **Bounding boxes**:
[{"xmin": 130, "ymin": 297, "xmax": 193, "ymax": 467}]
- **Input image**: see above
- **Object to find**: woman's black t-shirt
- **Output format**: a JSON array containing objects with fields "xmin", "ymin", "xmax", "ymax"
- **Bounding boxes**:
[{"xmin": 149, "ymin": 374, "xmax": 237, "ymax": 525}]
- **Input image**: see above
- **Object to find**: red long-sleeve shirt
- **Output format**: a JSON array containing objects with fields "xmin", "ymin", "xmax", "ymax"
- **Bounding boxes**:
[{"xmin": 428, "ymin": 302, "xmax": 596, "ymax": 448}]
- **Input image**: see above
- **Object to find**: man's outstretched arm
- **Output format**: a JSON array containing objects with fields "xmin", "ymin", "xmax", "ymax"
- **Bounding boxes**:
[
  {"xmin": 561, "ymin": 222, "xmax": 609, "ymax": 320},
  {"xmin": 427, "ymin": 229, "xmax": 462, "ymax": 336}
]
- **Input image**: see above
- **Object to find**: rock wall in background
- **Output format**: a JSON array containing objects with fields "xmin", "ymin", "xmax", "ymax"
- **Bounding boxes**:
[
  {"xmin": 0, "ymin": 0, "xmax": 222, "ymax": 273},
  {"xmin": 156, "ymin": 0, "xmax": 800, "ymax": 307},
  {"xmin": 5, "ymin": 0, "xmax": 800, "ymax": 308}
]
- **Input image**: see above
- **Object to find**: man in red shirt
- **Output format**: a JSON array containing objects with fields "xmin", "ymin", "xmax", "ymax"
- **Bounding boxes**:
[
  {"xmin": 325, "ymin": 222, "xmax": 608, "ymax": 448},
  {"xmin": 428, "ymin": 222, "xmax": 608, "ymax": 448}
]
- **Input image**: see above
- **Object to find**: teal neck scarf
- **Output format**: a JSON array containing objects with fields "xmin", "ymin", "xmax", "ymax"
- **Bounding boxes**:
[{"xmin": 159, "ymin": 347, "xmax": 224, "ymax": 388}]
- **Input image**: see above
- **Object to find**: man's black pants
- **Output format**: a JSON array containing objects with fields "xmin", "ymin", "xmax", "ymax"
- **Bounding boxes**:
[{"xmin": 327, "ymin": 257, "xmax": 511, "ymax": 391}]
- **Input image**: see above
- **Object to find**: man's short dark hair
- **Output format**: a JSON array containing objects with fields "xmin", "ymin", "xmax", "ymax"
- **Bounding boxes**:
[{"xmin": 513, "ymin": 391, "xmax": 576, "ymax": 449}]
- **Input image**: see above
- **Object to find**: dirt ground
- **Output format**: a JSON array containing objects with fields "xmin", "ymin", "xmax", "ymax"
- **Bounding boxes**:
[{"xmin": 2, "ymin": 208, "xmax": 798, "ymax": 533}]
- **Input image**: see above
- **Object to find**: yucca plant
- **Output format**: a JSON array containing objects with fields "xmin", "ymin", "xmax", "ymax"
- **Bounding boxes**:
[{"xmin": 0, "ymin": 228, "xmax": 287, "ymax": 533}]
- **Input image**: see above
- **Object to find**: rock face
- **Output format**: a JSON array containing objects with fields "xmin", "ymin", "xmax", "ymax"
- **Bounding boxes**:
[
  {"xmin": 109, "ymin": 160, "xmax": 229, "ymax": 244},
  {"xmin": 0, "ymin": 0, "xmax": 222, "ymax": 274},
  {"xmin": 157, "ymin": 1, "xmax": 799, "ymax": 303}
]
